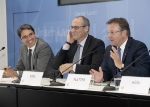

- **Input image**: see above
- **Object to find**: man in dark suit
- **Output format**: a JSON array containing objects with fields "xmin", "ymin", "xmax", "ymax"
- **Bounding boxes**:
[
  {"xmin": 53, "ymin": 16, "xmax": 105, "ymax": 77},
  {"xmin": 3, "ymin": 24, "xmax": 54, "ymax": 78},
  {"xmin": 90, "ymin": 17, "xmax": 150, "ymax": 82}
]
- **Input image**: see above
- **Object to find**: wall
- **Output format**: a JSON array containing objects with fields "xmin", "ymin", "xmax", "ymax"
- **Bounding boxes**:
[
  {"xmin": 6, "ymin": 0, "xmax": 150, "ymax": 68},
  {"xmin": 0, "ymin": 0, "xmax": 7, "ymax": 68}
]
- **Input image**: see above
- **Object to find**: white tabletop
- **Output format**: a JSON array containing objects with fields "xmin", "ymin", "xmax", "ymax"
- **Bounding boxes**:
[{"xmin": 0, "ymin": 77, "xmax": 150, "ymax": 96}]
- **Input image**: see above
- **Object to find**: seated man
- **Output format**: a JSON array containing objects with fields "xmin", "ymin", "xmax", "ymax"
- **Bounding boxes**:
[
  {"xmin": 3, "ymin": 24, "xmax": 54, "ymax": 78},
  {"xmin": 90, "ymin": 17, "xmax": 150, "ymax": 82},
  {"xmin": 53, "ymin": 16, "xmax": 105, "ymax": 78}
]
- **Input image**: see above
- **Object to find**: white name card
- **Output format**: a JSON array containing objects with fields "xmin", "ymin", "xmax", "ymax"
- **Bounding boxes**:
[
  {"xmin": 119, "ymin": 76, "xmax": 150, "ymax": 94},
  {"xmin": 20, "ymin": 71, "xmax": 43, "ymax": 86},
  {"xmin": 0, "ymin": 70, "xmax": 4, "ymax": 81},
  {"xmin": 65, "ymin": 74, "xmax": 91, "ymax": 90}
]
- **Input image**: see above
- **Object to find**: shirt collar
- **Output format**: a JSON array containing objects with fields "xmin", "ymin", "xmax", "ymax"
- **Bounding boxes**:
[
  {"xmin": 28, "ymin": 39, "xmax": 37, "ymax": 51},
  {"xmin": 78, "ymin": 35, "xmax": 88, "ymax": 47},
  {"xmin": 119, "ymin": 38, "xmax": 128, "ymax": 51}
]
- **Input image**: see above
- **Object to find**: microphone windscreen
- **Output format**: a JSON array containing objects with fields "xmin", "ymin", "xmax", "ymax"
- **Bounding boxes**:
[{"xmin": 2, "ymin": 47, "xmax": 5, "ymax": 50}]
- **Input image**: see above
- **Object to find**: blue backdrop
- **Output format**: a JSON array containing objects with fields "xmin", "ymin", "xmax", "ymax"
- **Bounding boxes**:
[{"xmin": 6, "ymin": 0, "xmax": 150, "ymax": 68}]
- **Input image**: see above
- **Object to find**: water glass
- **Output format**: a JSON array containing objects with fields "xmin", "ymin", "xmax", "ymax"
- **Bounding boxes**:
[
  {"xmin": 114, "ymin": 78, "xmax": 121, "ymax": 90},
  {"xmin": 89, "ymin": 75, "xmax": 94, "ymax": 89}
]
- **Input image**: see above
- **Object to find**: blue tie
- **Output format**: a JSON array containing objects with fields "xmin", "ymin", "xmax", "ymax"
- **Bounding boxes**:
[
  {"xmin": 63, "ymin": 44, "xmax": 81, "ymax": 79},
  {"xmin": 117, "ymin": 47, "xmax": 121, "ymax": 78}
]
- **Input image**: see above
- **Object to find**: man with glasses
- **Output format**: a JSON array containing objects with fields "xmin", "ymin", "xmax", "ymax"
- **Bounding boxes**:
[
  {"xmin": 3, "ymin": 24, "xmax": 54, "ymax": 78},
  {"xmin": 53, "ymin": 16, "xmax": 105, "ymax": 78},
  {"xmin": 90, "ymin": 17, "xmax": 150, "ymax": 82}
]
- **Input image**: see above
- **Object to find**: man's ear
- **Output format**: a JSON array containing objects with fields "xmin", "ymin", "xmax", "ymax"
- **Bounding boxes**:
[
  {"xmin": 84, "ymin": 26, "xmax": 89, "ymax": 32},
  {"xmin": 20, "ymin": 38, "xmax": 23, "ymax": 42},
  {"xmin": 122, "ymin": 30, "xmax": 127, "ymax": 36}
]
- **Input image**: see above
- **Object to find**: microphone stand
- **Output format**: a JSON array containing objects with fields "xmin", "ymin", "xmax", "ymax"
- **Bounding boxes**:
[
  {"xmin": 50, "ymin": 50, "xmax": 96, "ymax": 86},
  {"xmin": 102, "ymin": 74, "xmax": 117, "ymax": 91},
  {"xmin": 50, "ymin": 70, "xmax": 65, "ymax": 86},
  {"xmin": 102, "ymin": 50, "xmax": 150, "ymax": 91},
  {"xmin": 12, "ymin": 78, "xmax": 21, "ymax": 83}
]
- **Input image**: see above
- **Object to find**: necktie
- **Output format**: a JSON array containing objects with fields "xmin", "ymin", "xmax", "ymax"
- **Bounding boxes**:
[
  {"xmin": 28, "ymin": 49, "xmax": 32, "ymax": 70},
  {"xmin": 117, "ymin": 47, "xmax": 121, "ymax": 78},
  {"xmin": 63, "ymin": 44, "xmax": 81, "ymax": 79},
  {"xmin": 72, "ymin": 44, "xmax": 81, "ymax": 64}
]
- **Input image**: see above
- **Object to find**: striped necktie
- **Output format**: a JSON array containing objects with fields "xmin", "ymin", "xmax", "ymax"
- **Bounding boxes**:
[{"xmin": 117, "ymin": 47, "xmax": 121, "ymax": 78}]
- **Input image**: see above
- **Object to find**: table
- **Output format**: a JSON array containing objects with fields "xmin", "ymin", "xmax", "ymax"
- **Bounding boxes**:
[
  {"xmin": 0, "ymin": 78, "xmax": 150, "ymax": 107},
  {"xmin": 0, "ymin": 78, "xmax": 18, "ymax": 107}
]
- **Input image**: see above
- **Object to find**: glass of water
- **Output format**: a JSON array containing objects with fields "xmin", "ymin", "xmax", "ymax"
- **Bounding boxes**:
[
  {"xmin": 114, "ymin": 78, "xmax": 121, "ymax": 90},
  {"xmin": 89, "ymin": 75, "xmax": 94, "ymax": 89}
]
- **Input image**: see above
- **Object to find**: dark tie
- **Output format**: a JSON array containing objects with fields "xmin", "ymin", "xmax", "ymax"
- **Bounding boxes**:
[
  {"xmin": 63, "ymin": 44, "xmax": 81, "ymax": 79},
  {"xmin": 117, "ymin": 47, "xmax": 121, "ymax": 78},
  {"xmin": 28, "ymin": 49, "xmax": 32, "ymax": 70}
]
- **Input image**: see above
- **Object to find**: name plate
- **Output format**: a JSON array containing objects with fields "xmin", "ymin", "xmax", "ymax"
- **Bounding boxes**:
[
  {"xmin": 65, "ymin": 74, "xmax": 91, "ymax": 90},
  {"xmin": 0, "ymin": 70, "xmax": 4, "ymax": 81},
  {"xmin": 119, "ymin": 76, "xmax": 150, "ymax": 94},
  {"xmin": 20, "ymin": 71, "xmax": 43, "ymax": 86}
]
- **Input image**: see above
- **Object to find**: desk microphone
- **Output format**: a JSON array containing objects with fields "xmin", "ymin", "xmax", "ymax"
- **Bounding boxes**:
[
  {"xmin": 0, "ymin": 47, "xmax": 5, "ymax": 51},
  {"xmin": 50, "ymin": 50, "xmax": 97, "ymax": 86},
  {"xmin": 12, "ymin": 77, "xmax": 21, "ymax": 83},
  {"xmin": 102, "ymin": 50, "xmax": 150, "ymax": 91}
]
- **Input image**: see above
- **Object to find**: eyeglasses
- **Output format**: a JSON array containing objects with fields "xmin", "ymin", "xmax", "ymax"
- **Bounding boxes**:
[
  {"xmin": 106, "ymin": 30, "xmax": 123, "ymax": 35},
  {"xmin": 69, "ymin": 26, "xmax": 86, "ymax": 30},
  {"xmin": 21, "ymin": 32, "xmax": 34, "ymax": 40}
]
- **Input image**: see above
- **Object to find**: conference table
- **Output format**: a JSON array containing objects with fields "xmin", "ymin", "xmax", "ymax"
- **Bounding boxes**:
[{"xmin": 0, "ymin": 78, "xmax": 150, "ymax": 107}]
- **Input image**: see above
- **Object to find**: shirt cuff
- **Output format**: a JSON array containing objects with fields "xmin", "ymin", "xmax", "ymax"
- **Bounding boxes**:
[
  {"xmin": 72, "ymin": 64, "xmax": 76, "ymax": 72},
  {"xmin": 62, "ymin": 44, "xmax": 70, "ymax": 50},
  {"xmin": 17, "ymin": 71, "xmax": 19, "ymax": 75}
]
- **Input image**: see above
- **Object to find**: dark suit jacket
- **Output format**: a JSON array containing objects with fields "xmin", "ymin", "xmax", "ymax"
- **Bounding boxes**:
[
  {"xmin": 102, "ymin": 37, "xmax": 150, "ymax": 81},
  {"xmin": 14, "ymin": 38, "xmax": 55, "ymax": 77},
  {"xmin": 53, "ymin": 35, "xmax": 105, "ymax": 75}
]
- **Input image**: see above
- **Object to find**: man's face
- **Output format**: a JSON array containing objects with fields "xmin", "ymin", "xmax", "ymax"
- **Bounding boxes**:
[
  {"xmin": 20, "ymin": 29, "xmax": 36, "ymax": 48},
  {"xmin": 107, "ymin": 23, "xmax": 125, "ymax": 47},
  {"xmin": 70, "ymin": 17, "xmax": 88, "ymax": 43}
]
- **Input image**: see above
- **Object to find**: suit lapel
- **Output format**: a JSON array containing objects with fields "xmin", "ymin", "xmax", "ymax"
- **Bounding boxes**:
[
  {"xmin": 122, "ymin": 37, "xmax": 132, "ymax": 62},
  {"xmin": 81, "ymin": 35, "xmax": 91, "ymax": 63},
  {"xmin": 32, "ymin": 38, "xmax": 39, "ymax": 69},
  {"xmin": 68, "ymin": 41, "xmax": 78, "ymax": 62},
  {"xmin": 22, "ymin": 46, "xmax": 28, "ymax": 69}
]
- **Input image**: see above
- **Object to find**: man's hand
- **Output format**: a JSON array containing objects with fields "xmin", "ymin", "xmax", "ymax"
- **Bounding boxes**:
[
  {"xmin": 59, "ymin": 63, "xmax": 73, "ymax": 74},
  {"xmin": 1, "ymin": 66, "xmax": 11, "ymax": 70},
  {"xmin": 3, "ymin": 68, "xmax": 18, "ymax": 78},
  {"xmin": 89, "ymin": 67, "xmax": 103, "ymax": 83},
  {"xmin": 66, "ymin": 30, "xmax": 74, "ymax": 43},
  {"xmin": 110, "ymin": 46, "xmax": 122, "ymax": 69}
]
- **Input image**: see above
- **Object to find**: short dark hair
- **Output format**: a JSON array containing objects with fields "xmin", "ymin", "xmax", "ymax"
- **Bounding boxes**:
[
  {"xmin": 106, "ymin": 18, "xmax": 130, "ymax": 37},
  {"xmin": 75, "ymin": 16, "xmax": 90, "ymax": 31},
  {"xmin": 17, "ymin": 24, "xmax": 35, "ymax": 38}
]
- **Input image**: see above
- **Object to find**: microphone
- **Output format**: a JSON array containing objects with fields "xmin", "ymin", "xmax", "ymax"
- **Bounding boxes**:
[
  {"xmin": 0, "ymin": 47, "xmax": 5, "ymax": 51},
  {"xmin": 50, "ymin": 50, "xmax": 97, "ymax": 86},
  {"xmin": 12, "ymin": 77, "xmax": 21, "ymax": 83},
  {"xmin": 102, "ymin": 50, "xmax": 150, "ymax": 91},
  {"xmin": 62, "ymin": 50, "xmax": 97, "ymax": 74}
]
